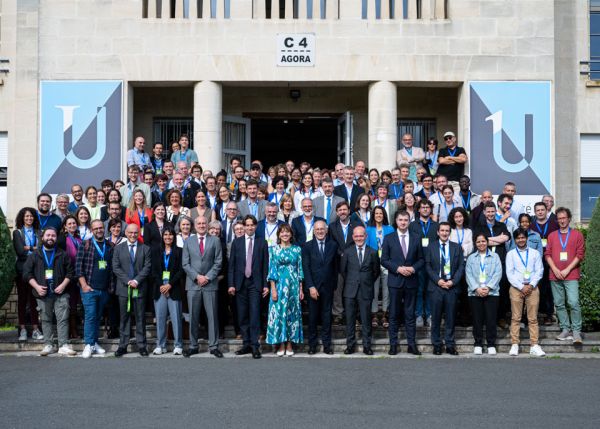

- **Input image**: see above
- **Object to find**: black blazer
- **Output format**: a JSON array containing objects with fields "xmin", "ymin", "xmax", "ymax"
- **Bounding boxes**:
[
  {"xmin": 473, "ymin": 221, "xmax": 510, "ymax": 261},
  {"xmin": 255, "ymin": 219, "xmax": 285, "ymax": 241},
  {"xmin": 328, "ymin": 219, "xmax": 361, "ymax": 255},
  {"xmin": 408, "ymin": 218, "xmax": 439, "ymax": 243},
  {"xmin": 291, "ymin": 216, "xmax": 326, "ymax": 246},
  {"xmin": 181, "ymin": 180, "xmax": 201, "ymax": 209},
  {"xmin": 302, "ymin": 238, "xmax": 339, "ymax": 294},
  {"xmin": 381, "ymin": 231, "xmax": 424, "ymax": 289},
  {"xmin": 425, "ymin": 240, "xmax": 465, "ymax": 294},
  {"xmin": 151, "ymin": 246, "xmax": 184, "ymax": 301},
  {"xmin": 333, "ymin": 183, "xmax": 363, "ymax": 212},
  {"xmin": 340, "ymin": 245, "xmax": 380, "ymax": 300},
  {"xmin": 144, "ymin": 220, "xmax": 173, "ymax": 255},
  {"xmin": 228, "ymin": 236, "xmax": 269, "ymax": 291},
  {"xmin": 151, "ymin": 189, "xmax": 169, "ymax": 208},
  {"xmin": 13, "ymin": 229, "xmax": 39, "ymax": 273}
]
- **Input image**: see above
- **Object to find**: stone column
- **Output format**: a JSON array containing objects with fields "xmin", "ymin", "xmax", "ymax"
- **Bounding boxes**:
[
  {"xmin": 194, "ymin": 81, "xmax": 222, "ymax": 173},
  {"xmin": 368, "ymin": 81, "xmax": 397, "ymax": 173}
]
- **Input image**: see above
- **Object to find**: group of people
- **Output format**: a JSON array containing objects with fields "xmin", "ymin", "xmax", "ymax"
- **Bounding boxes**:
[{"xmin": 12, "ymin": 131, "xmax": 586, "ymax": 358}]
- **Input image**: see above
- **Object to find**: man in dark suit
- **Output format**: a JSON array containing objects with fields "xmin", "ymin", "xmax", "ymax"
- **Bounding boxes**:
[
  {"xmin": 228, "ymin": 215, "xmax": 269, "ymax": 359},
  {"xmin": 302, "ymin": 220, "xmax": 339, "ymax": 355},
  {"xmin": 381, "ymin": 210, "xmax": 424, "ymax": 356},
  {"xmin": 255, "ymin": 202, "xmax": 284, "ymax": 248},
  {"xmin": 333, "ymin": 165, "xmax": 363, "ymax": 212},
  {"xmin": 328, "ymin": 201, "xmax": 361, "ymax": 324},
  {"xmin": 340, "ymin": 226, "xmax": 380, "ymax": 355},
  {"xmin": 111, "ymin": 224, "xmax": 152, "ymax": 357},
  {"xmin": 291, "ymin": 198, "xmax": 325, "ymax": 246},
  {"xmin": 425, "ymin": 222, "xmax": 465, "ymax": 355},
  {"xmin": 220, "ymin": 201, "xmax": 240, "ymax": 247},
  {"xmin": 171, "ymin": 171, "xmax": 201, "ymax": 209}
]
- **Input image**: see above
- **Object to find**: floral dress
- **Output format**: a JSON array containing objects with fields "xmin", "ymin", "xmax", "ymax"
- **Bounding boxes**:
[{"xmin": 266, "ymin": 245, "xmax": 304, "ymax": 344}]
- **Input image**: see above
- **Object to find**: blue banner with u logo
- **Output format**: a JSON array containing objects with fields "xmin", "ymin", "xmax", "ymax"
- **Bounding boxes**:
[
  {"xmin": 469, "ymin": 81, "xmax": 551, "ymax": 195},
  {"xmin": 40, "ymin": 81, "xmax": 122, "ymax": 193}
]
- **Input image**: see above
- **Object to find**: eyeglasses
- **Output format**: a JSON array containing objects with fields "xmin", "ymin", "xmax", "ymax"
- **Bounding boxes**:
[{"xmin": 444, "ymin": 136, "xmax": 453, "ymax": 141}]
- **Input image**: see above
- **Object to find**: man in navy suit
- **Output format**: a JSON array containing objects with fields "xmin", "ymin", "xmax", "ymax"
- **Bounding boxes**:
[
  {"xmin": 425, "ymin": 222, "xmax": 465, "ymax": 355},
  {"xmin": 255, "ymin": 202, "xmax": 284, "ymax": 248},
  {"xmin": 220, "ymin": 201, "xmax": 240, "ymax": 247},
  {"xmin": 291, "ymin": 198, "xmax": 325, "ymax": 246},
  {"xmin": 333, "ymin": 165, "xmax": 363, "ymax": 212},
  {"xmin": 228, "ymin": 215, "xmax": 269, "ymax": 359},
  {"xmin": 302, "ymin": 220, "xmax": 339, "ymax": 355},
  {"xmin": 381, "ymin": 210, "xmax": 424, "ymax": 356}
]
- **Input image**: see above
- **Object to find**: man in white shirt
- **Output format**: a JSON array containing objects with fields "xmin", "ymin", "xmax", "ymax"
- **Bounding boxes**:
[
  {"xmin": 503, "ymin": 182, "xmax": 526, "ymax": 224},
  {"xmin": 313, "ymin": 178, "xmax": 344, "ymax": 225},
  {"xmin": 505, "ymin": 228, "xmax": 545, "ymax": 357}
]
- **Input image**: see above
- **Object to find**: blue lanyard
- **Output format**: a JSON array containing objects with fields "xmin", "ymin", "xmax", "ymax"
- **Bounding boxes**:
[
  {"xmin": 558, "ymin": 228, "xmax": 571, "ymax": 251},
  {"xmin": 448, "ymin": 147, "xmax": 457, "ymax": 157},
  {"xmin": 443, "ymin": 201, "xmax": 454, "ymax": 218},
  {"xmin": 67, "ymin": 233, "xmax": 80, "ymax": 249},
  {"xmin": 266, "ymin": 223, "xmax": 278, "ymax": 239},
  {"xmin": 420, "ymin": 219, "xmax": 431, "ymax": 237},
  {"xmin": 24, "ymin": 228, "xmax": 36, "ymax": 247},
  {"xmin": 377, "ymin": 199, "xmax": 387, "ymax": 209},
  {"xmin": 346, "ymin": 186, "xmax": 352, "ymax": 201},
  {"xmin": 487, "ymin": 223, "xmax": 495, "ymax": 237},
  {"xmin": 138, "ymin": 209, "xmax": 145, "ymax": 228},
  {"xmin": 305, "ymin": 218, "xmax": 314, "ymax": 236},
  {"xmin": 456, "ymin": 227, "xmax": 464, "ymax": 247},
  {"xmin": 391, "ymin": 184, "xmax": 401, "ymax": 199},
  {"xmin": 405, "ymin": 147, "xmax": 413, "ymax": 157},
  {"xmin": 81, "ymin": 226, "xmax": 89, "ymax": 239},
  {"xmin": 461, "ymin": 191, "xmax": 471, "ymax": 210},
  {"xmin": 220, "ymin": 204, "xmax": 226, "ymax": 219},
  {"xmin": 361, "ymin": 211, "xmax": 370, "ymax": 223},
  {"xmin": 155, "ymin": 158, "xmax": 163, "ymax": 168},
  {"xmin": 535, "ymin": 221, "xmax": 549, "ymax": 238},
  {"xmin": 92, "ymin": 240, "xmax": 106, "ymax": 261},
  {"xmin": 43, "ymin": 248, "xmax": 56, "ymax": 268},
  {"xmin": 163, "ymin": 250, "xmax": 171, "ymax": 269},
  {"xmin": 37, "ymin": 212, "xmax": 49, "ymax": 229},
  {"xmin": 428, "ymin": 150, "xmax": 438, "ymax": 166},
  {"xmin": 479, "ymin": 251, "xmax": 489, "ymax": 274},
  {"xmin": 516, "ymin": 248, "xmax": 529, "ymax": 269},
  {"xmin": 439, "ymin": 242, "xmax": 450, "ymax": 265}
]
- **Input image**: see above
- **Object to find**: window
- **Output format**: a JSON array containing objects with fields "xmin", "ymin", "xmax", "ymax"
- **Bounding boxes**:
[
  {"xmin": 580, "ymin": 134, "xmax": 600, "ymax": 219},
  {"xmin": 581, "ymin": 181, "xmax": 600, "ymax": 220},
  {"xmin": 590, "ymin": 1, "xmax": 600, "ymax": 79},
  {"xmin": 153, "ymin": 117, "xmax": 193, "ymax": 158},
  {"xmin": 397, "ymin": 118, "xmax": 436, "ymax": 149}
]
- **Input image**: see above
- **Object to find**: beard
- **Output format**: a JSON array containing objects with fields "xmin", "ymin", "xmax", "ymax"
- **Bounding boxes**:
[{"xmin": 42, "ymin": 239, "xmax": 55, "ymax": 248}]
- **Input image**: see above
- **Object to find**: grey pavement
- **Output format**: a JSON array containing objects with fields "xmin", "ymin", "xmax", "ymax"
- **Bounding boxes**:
[{"xmin": 0, "ymin": 355, "xmax": 599, "ymax": 428}]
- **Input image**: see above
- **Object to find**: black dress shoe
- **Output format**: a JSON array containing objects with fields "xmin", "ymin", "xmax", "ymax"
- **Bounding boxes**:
[
  {"xmin": 388, "ymin": 345, "xmax": 398, "ymax": 355},
  {"xmin": 139, "ymin": 347, "xmax": 149, "ymax": 357},
  {"xmin": 343, "ymin": 346, "xmax": 355, "ymax": 355},
  {"xmin": 308, "ymin": 346, "xmax": 317, "ymax": 355},
  {"xmin": 114, "ymin": 347, "xmax": 127, "ymax": 357},
  {"xmin": 446, "ymin": 347, "xmax": 459, "ymax": 356},
  {"xmin": 252, "ymin": 349, "xmax": 262, "ymax": 359},
  {"xmin": 407, "ymin": 345, "xmax": 422, "ymax": 356},
  {"xmin": 183, "ymin": 348, "xmax": 199, "ymax": 358},
  {"xmin": 433, "ymin": 345, "xmax": 443, "ymax": 355},
  {"xmin": 323, "ymin": 346, "xmax": 334, "ymax": 355},
  {"xmin": 363, "ymin": 347, "xmax": 374, "ymax": 356},
  {"xmin": 210, "ymin": 348, "xmax": 224, "ymax": 358},
  {"xmin": 107, "ymin": 328, "xmax": 119, "ymax": 339},
  {"xmin": 235, "ymin": 346, "xmax": 253, "ymax": 356}
]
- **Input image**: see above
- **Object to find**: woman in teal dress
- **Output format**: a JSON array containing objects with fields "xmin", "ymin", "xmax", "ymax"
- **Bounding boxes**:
[{"xmin": 267, "ymin": 223, "xmax": 304, "ymax": 356}]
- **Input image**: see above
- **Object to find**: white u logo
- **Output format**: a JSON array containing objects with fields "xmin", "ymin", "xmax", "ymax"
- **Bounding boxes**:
[
  {"xmin": 55, "ymin": 105, "xmax": 106, "ymax": 169},
  {"xmin": 485, "ymin": 111, "xmax": 533, "ymax": 173}
]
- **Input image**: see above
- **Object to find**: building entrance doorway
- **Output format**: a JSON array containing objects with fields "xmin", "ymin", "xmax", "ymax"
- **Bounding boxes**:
[{"xmin": 251, "ymin": 117, "xmax": 338, "ymax": 169}]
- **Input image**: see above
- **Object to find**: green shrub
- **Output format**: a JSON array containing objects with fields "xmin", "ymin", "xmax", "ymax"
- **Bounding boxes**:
[
  {"xmin": 0, "ymin": 207, "xmax": 16, "ymax": 310},
  {"xmin": 581, "ymin": 204, "xmax": 600, "ymax": 331}
]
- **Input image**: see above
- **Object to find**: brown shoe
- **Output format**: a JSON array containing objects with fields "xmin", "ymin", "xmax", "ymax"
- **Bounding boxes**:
[
  {"xmin": 498, "ymin": 319, "xmax": 508, "ymax": 329},
  {"xmin": 371, "ymin": 315, "xmax": 379, "ymax": 328},
  {"xmin": 382, "ymin": 316, "xmax": 389, "ymax": 329},
  {"xmin": 543, "ymin": 316, "xmax": 553, "ymax": 326}
]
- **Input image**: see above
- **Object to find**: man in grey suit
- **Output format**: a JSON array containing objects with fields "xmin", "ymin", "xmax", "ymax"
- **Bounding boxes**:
[
  {"xmin": 182, "ymin": 216, "xmax": 223, "ymax": 358},
  {"xmin": 313, "ymin": 178, "xmax": 344, "ymax": 225},
  {"xmin": 237, "ymin": 179, "xmax": 267, "ymax": 221},
  {"xmin": 340, "ymin": 226, "xmax": 380, "ymax": 356},
  {"xmin": 112, "ymin": 223, "xmax": 152, "ymax": 357}
]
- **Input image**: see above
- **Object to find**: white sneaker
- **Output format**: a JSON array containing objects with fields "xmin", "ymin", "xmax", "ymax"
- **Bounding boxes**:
[
  {"xmin": 416, "ymin": 316, "xmax": 424, "ymax": 328},
  {"xmin": 509, "ymin": 344, "xmax": 519, "ymax": 356},
  {"xmin": 153, "ymin": 347, "xmax": 163, "ymax": 355},
  {"xmin": 285, "ymin": 349, "xmax": 294, "ymax": 357},
  {"xmin": 556, "ymin": 329, "xmax": 573, "ymax": 341},
  {"xmin": 530, "ymin": 344, "xmax": 546, "ymax": 357},
  {"xmin": 276, "ymin": 349, "xmax": 285, "ymax": 357},
  {"xmin": 58, "ymin": 344, "xmax": 77, "ymax": 356},
  {"xmin": 473, "ymin": 346, "xmax": 483, "ymax": 355},
  {"xmin": 18, "ymin": 328, "xmax": 27, "ymax": 341},
  {"xmin": 40, "ymin": 345, "xmax": 56, "ymax": 356},
  {"xmin": 172, "ymin": 347, "xmax": 183, "ymax": 355},
  {"xmin": 32, "ymin": 329, "xmax": 44, "ymax": 340},
  {"xmin": 93, "ymin": 343, "xmax": 106, "ymax": 355},
  {"xmin": 487, "ymin": 347, "xmax": 497, "ymax": 356},
  {"xmin": 82, "ymin": 344, "xmax": 93, "ymax": 359}
]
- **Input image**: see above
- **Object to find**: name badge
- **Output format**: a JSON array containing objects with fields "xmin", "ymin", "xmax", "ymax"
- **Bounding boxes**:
[
  {"xmin": 267, "ymin": 237, "xmax": 276, "ymax": 248},
  {"xmin": 140, "ymin": 227, "xmax": 144, "ymax": 237},
  {"xmin": 306, "ymin": 231, "xmax": 313, "ymax": 242},
  {"xmin": 45, "ymin": 269, "xmax": 54, "ymax": 280},
  {"xmin": 421, "ymin": 238, "xmax": 429, "ymax": 247},
  {"xmin": 443, "ymin": 263, "xmax": 451, "ymax": 277},
  {"xmin": 491, "ymin": 246, "xmax": 496, "ymax": 253},
  {"xmin": 523, "ymin": 270, "xmax": 531, "ymax": 282},
  {"xmin": 162, "ymin": 271, "xmax": 170, "ymax": 282},
  {"xmin": 541, "ymin": 238, "xmax": 547, "ymax": 248},
  {"xmin": 378, "ymin": 249, "xmax": 382, "ymax": 258},
  {"xmin": 479, "ymin": 274, "xmax": 487, "ymax": 284},
  {"xmin": 98, "ymin": 260, "xmax": 107, "ymax": 270},
  {"xmin": 559, "ymin": 251, "xmax": 568, "ymax": 261},
  {"xmin": 156, "ymin": 168, "xmax": 163, "ymax": 175},
  {"xmin": 132, "ymin": 289, "xmax": 139, "ymax": 298}
]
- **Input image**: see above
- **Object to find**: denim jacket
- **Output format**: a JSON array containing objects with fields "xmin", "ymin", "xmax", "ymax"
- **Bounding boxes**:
[{"xmin": 465, "ymin": 251, "xmax": 503, "ymax": 297}]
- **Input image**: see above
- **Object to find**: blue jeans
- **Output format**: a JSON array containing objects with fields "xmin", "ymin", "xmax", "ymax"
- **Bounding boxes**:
[
  {"xmin": 416, "ymin": 270, "xmax": 431, "ymax": 318},
  {"xmin": 81, "ymin": 289, "xmax": 109, "ymax": 346},
  {"xmin": 155, "ymin": 295, "xmax": 183, "ymax": 349}
]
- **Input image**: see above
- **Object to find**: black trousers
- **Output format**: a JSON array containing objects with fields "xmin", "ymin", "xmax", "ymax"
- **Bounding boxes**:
[
  {"xmin": 539, "ymin": 261, "xmax": 554, "ymax": 316},
  {"xmin": 469, "ymin": 296, "xmax": 499, "ymax": 347},
  {"xmin": 118, "ymin": 295, "xmax": 146, "ymax": 349},
  {"xmin": 388, "ymin": 287, "xmax": 417, "ymax": 347},
  {"xmin": 307, "ymin": 290, "xmax": 333, "ymax": 348},
  {"xmin": 236, "ymin": 277, "xmax": 262, "ymax": 349},
  {"xmin": 429, "ymin": 287, "xmax": 458, "ymax": 347},
  {"xmin": 344, "ymin": 296, "xmax": 372, "ymax": 348}
]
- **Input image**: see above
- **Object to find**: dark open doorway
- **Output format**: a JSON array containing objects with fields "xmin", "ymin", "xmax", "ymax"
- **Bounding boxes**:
[{"xmin": 251, "ymin": 117, "xmax": 338, "ymax": 169}]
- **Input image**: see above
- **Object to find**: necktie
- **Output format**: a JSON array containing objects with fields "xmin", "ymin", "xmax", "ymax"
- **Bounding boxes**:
[
  {"xmin": 320, "ymin": 241, "xmax": 325, "ymax": 259},
  {"xmin": 441, "ymin": 243, "xmax": 447, "ymax": 276},
  {"xmin": 199, "ymin": 236, "xmax": 204, "ymax": 256},
  {"xmin": 358, "ymin": 247, "xmax": 363, "ymax": 265},
  {"xmin": 245, "ymin": 238, "xmax": 253, "ymax": 278},
  {"xmin": 227, "ymin": 221, "xmax": 233, "ymax": 243},
  {"xmin": 325, "ymin": 197, "xmax": 331, "ymax": 224},
  {"xmin": 129, "ymin": 244, "xmax": 135, "ymax": 278},
  {"xmin": 401, "ymin": 234, "xmax": 407, "ymax": 258}
]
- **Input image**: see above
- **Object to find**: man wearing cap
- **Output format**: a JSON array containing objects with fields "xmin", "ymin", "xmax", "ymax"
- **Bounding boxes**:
[
  {"xmin": 396, "ymin": 133, "xmax": 425, "ymax": 182},
  {"xmin": 249, "ymin": 162, "xmax": 268, "ymax": 188},
  {"xmin": 437, "ymin": 132, "xmax": 468, "ymax": 194}
]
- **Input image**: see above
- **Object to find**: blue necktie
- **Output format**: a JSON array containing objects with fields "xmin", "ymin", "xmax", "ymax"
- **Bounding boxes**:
[
  {"xmin": 129, "ymin": 244, "xmax": 136, "ymax": 278},
  {"xmin": 325, "ymin": 197, "xmax": 331, "ymax": 224}
]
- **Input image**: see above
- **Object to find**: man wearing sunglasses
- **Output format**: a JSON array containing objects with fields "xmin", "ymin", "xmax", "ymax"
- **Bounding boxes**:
[{"xmin": 437, "ymin": 131, "xmax": 468, "ymax": 194}]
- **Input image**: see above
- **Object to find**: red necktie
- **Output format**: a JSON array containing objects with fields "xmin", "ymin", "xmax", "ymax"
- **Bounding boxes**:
[{"xmin": 199, "ymin": 236, "xmax": 204, "ymax": 256}]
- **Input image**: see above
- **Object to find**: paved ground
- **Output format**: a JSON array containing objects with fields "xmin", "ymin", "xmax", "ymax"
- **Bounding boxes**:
[{"xmin": 0, "ymin": 355, "xmax": 599, "ymax": 428}]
